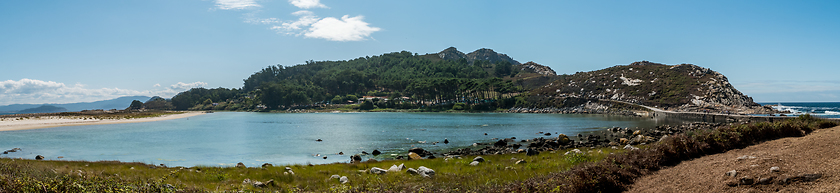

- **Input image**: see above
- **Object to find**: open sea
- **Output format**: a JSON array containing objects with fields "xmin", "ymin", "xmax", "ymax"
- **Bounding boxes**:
[
  {"xmin": 758, "ymin": 102, "xmax": 840, "ymax": 118},
  {"xmin": 1, "ymin": 112, "xmax": 687, "ymax": 167}
]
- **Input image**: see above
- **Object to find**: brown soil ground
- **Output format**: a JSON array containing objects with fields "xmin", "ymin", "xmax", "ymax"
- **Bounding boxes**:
[{"xmin": 628, "ymin": 126, "xmax": 840, "ymax": 193}]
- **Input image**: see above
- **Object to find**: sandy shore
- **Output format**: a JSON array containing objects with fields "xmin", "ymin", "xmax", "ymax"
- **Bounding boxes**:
[{"xmin": 0, "ymin": 111, "xmax": 205, "ymax": 131}]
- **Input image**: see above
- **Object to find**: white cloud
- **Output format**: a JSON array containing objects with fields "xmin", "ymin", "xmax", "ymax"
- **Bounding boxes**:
[
  {"xmin": 271, "ymin": 12, "xmax": 380, "ymax": 41},
  {"xmin": 288, "ymin": 0, "xmax": 328, "ymax": 9},
  {"xmin": 215, "ymin": 0, "xmax": 261, "ymax": 10},
  {"xmin": 303, "ymin": 15, "xmax": 381, "ymax": 41},
  {"xmin": 0, "ymin": 79, "xmax": 208, "ymax": 106}
]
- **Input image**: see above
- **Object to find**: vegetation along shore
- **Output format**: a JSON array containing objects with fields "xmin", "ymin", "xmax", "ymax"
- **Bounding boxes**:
[{"xmin": 0, "ymin": 115, "xmax": 835, "ymax": 192}]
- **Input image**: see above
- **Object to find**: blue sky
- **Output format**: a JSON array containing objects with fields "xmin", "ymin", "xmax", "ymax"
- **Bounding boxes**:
[{"xmin": 1, "ymin": 0, "xmax": 839, "ymax": 105}]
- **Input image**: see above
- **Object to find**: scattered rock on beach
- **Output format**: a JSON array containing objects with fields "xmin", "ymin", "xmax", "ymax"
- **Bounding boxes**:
[
  {"xmin": 236, "ymin": 162, "xmax": 246, "ymax": 168},
  {"xmin": 388, "ymin": 164, "xmax": 405, "ymax": 172},
  {"xmin": 473, "ymin": 156, "xmax": 485, "ymax": 163},
  {"xmin": 262, "ymin": 163, "xmax": 272, "ymax": 168},
  {"xmin": 406, "ymin": 168, "xmax": 419, "ymax": 175},
  {"xmin": 758, "ymin": 177, "xmax": 773, "ymax": 185},
  {"xmin": 739, "ymin": 176, "xmax": 754, "ymax": 185},
  {"xmin": 351, "ymin": 154, "xmax": 362, "ymax": 163},
  {"xmin": 770, "ymin": 166, "xmax": 780, "ymax": 172},
  {"xmin": 623, "ymin": 144, "xmax": 639, "ymax": 150},
  {"xmin": 372, "ymin": 150, "xmax": 381, "ymax": 156},
  {"xmin": 35, "ymin": 155, "xmax": 44, "ymax": 160},
  {"xmin": 370, "ymin": 167, "xmax": 387, "ymax": 174},
  {"xmin": 443, "ymin": 138, "xmax": 449, "ymax": 144},
  {"xmin": 725, "ymin": 170, "xmax": 737, "ymax": 177},
  {"xmin": 526, "ymin": 148, "xmax": 540, "ymax": 156}
]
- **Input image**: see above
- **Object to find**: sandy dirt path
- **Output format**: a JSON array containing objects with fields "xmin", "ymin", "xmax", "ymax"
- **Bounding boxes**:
[
  {"xmin": 0, "ymin": 111, "xmax": 205, "ymax": 131},
  {"xmin": 628, "ymin": 126, "xmax": 840, "ymax": 193}
]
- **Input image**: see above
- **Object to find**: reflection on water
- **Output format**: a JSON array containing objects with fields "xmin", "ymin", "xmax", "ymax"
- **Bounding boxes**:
[{"xmin": 0, "ymin": 112, "xmax": 688, "ymax": 167}]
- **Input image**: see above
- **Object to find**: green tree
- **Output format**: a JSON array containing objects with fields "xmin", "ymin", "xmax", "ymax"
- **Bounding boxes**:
[
  {"xmin": 359, "ymin": 100, "xmax": 375, "ymax": 110},
  {"xmin": 330, "ymin": 95, "xmax": 343, "ymax": 104}
]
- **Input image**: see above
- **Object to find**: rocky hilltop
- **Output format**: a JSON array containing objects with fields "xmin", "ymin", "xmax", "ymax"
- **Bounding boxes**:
[
  {"xmin": 424, "ymin": 47, "xmax": 521, "ymax": 65},
  {"xmin": 530, "ymin": 61, "xmax": 774, "ymax": 114}
]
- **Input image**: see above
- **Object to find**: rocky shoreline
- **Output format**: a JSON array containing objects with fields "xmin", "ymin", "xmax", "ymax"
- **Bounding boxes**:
[{"xmin": 353, "ymin": 121, "xmax": 728, "ymax": 161}]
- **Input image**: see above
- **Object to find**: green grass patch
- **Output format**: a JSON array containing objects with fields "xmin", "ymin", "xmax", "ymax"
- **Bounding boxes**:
[{"xmin": 0, "ymin": 147, "xmax": 623, "ymax": 192}]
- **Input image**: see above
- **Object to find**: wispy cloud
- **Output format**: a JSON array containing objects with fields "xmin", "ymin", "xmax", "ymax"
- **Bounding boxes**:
[
  {"xmin": 271, "ymin": 10, "xmax": 319, "ymax": 34},
  {"xmin": 288, "ymin": 0, "xmax": 328, "ymax": 9},
  {"xmin": 214, "ymin": 0, "xmax": 261, "ymax": 10},
  {"xmin": 0, "ymin": 79, "xmax": 207, "ymax": 106}
]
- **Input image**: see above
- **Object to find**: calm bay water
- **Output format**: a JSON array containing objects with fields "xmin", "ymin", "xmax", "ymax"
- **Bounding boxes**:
[{"xmin": 0, "ymin": 112, "xmax": 685, "ymax": 167}]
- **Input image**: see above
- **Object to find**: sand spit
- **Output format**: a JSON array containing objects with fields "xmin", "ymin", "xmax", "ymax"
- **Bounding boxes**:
[{"xmin": 0, "ymin": 111, "xmax": 205, "ymax": 131}]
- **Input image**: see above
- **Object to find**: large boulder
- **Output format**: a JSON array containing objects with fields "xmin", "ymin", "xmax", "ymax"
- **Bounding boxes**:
[
  {"xmin": 408, "ymin": 152, "xmax": 423, "ymax": 160},
  {"xmin": 351, "ymin": 154, "xmax": 362, "ymax": 163},
  {"xmin": 556, "ymin": 134, "xmax": 571, "ymax": 145},
  {"xmin": 339, "ymin": 176, "xmax": 349, "ymax": 184},
  {"xmin": 493, "ymin": 139, "xmax": 507, "ymax": 147},
  {"xmin": 408, "ymin": 148, "xmax": 432, "ymax": 157},
  {"xmin": 526, "ymin": 148, "xmax": 540, "ymax": 156},
  {"xmin": 388, "ymin": 164, "xmax": 405, "ymax": 172},
  {"xmin": 417, "ymin": 166, "xmax": 435, "ymax": 178},
  {"xmin": 473, "ymin": 156, "xmax": 485, "ymax": 163}
]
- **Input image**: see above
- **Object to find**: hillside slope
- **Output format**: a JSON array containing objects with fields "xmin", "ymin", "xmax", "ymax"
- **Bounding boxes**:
[{"xmin": 530, "ymin": 61, "xmax": 773, "ymax": 114}]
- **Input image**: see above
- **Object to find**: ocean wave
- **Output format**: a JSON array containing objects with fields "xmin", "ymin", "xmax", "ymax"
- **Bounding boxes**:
[{"xmin": 824, "ymin": 111, "xmax": 840, "ymax": 115}]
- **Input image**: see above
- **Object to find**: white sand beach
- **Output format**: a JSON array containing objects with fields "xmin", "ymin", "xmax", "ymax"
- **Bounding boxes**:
[{"xmin": 0, "ymin": 111, "xmax": 205, "ymax": 131}]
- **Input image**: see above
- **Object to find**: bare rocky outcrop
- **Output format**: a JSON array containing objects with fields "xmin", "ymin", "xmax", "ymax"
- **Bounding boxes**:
[
  {"xmin": 519, "ymin": 62, "xmax": 556, "ymax": 76},
  {"xmin": 531, "ymin": 61, "xmax": 775, "ymax": 114}
]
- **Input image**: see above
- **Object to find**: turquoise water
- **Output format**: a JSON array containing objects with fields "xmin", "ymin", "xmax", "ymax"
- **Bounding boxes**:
[{"xmin": 0, "ymin": 112, "xmax": 684, "ymax": 167}]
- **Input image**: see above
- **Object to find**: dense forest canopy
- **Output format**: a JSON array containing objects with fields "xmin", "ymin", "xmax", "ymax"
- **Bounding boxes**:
[{"xmin": 170, "ymin": 49, "xmax": 530, "ymax": 110}]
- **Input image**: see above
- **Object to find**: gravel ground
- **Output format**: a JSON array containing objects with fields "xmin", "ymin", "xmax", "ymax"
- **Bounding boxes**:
[{"xmin": 628, "ymin": 126, "xmax": 840, "ymax": 193}]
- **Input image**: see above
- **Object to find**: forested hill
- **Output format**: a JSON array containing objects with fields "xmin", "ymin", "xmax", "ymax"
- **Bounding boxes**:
[
  {"xmin": 171, "ymin": 48, "xmax": 555, "ymax": 110},
  {"xmin": 168, "ymin": 49, "xmax": 770, "ymax": 114}
]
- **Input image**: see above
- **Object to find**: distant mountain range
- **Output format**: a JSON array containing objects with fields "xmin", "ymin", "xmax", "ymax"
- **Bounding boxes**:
[{"xmin": 0, "ymin": 96, "xmax": 150, "ymax": 114}]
